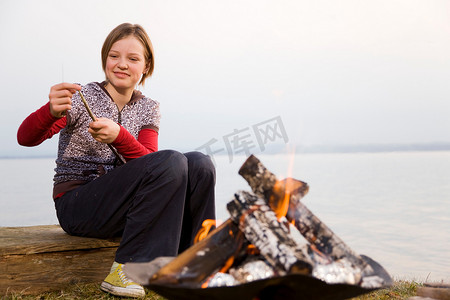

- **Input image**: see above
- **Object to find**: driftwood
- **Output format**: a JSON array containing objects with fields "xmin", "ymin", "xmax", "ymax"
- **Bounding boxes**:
[
  {"xmin": 424, "ymin": 282, "xmax": 450, "ymax": 289},
  {"xmin": 416, "ymin": 285, "xmax": 450, "ymax": 300},
  {"xmin": 0, "ymin": 225, "xmax": 120, "ymax": 295}
]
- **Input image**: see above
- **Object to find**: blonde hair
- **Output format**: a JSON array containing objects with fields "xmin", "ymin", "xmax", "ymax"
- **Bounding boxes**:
[{"xmin": 101, "ymin": 23, "xmax": 154, "ymax": 86}]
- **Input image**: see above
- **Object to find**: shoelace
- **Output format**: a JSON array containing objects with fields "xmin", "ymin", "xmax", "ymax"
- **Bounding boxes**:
[{"xmin": 117, "ymin": 265, "xmax": 132, "ymax": 285}]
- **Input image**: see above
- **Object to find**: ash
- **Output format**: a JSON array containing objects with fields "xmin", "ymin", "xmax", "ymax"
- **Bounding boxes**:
[
  {"xmin": 312, "ymin": 258, "xmax": 362, "ymax": 285},
  {"xmin": 208, "ymin": 272, "xmax": 237, "ymax": 287},
  {"xmin": 229, "ymin": 257, "xmax": 275, "ymax": 283}
]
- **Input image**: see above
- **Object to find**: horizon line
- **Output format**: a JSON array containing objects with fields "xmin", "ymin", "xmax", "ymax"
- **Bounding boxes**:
[{"xmin": 2, "ymin": 142, "xmax": 450, "ymax": 159}]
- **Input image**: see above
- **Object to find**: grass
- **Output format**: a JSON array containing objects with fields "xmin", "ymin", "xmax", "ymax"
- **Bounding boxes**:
[
  {"xmin": 351, "ymin": 280, "xmax": 420, "ymax": 299},
  {"xmin": 1, "ymin": 283, "xmax": 165, "ymax": 300},
  {"xmin": 2, "ymin": 280, "xmax": 420, "ymax": 300}
]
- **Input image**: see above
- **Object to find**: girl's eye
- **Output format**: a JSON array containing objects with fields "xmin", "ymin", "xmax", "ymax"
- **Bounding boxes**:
[
  {"xmin": 109, "ymin": 54, "xmax": 118, "ymax": 58},
  {"xmin": 130, "ymin": 57, "xmax": 139, "ymax": 62}
]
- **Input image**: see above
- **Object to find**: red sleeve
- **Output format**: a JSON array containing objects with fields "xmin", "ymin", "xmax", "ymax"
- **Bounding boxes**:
[
  {"xmin": 17, "ymin": 102, "xmax": 67, "ymax": 147},
  {"xmin": 111, "ymin": 126, "xmax": 158, "ymax": 161}
]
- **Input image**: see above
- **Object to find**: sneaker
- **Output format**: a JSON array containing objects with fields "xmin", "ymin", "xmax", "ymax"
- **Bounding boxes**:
[{"xmin": 100, "ymin": 262, "xmax": 145, "ymax": 298}]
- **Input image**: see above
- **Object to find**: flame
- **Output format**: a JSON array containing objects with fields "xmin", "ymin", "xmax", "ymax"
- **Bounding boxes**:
[
  {"xmin": 269, "ymin": 180, "xmax": 290, "ymax": 219},
  {"xmin": 269, "ymin": 177, "xmax": 308, "ymax": 219},
  {"xmin": 268, "ymin": 148, "xmax": 296, "ymax": 219},
  {"xmin": 194, "ymin": 219, "xmax": 216, "ymax": 243},
  {"xmin": 219, "ymin": 256, "xmax": 235, "ymax": 273},
  {"xmin": 246, "ymin": 244, "xmax": 260, "ymax": 255},
  {"xmin": 286, "ymin": 144, "xmax": 296, "ymax": 179},
  {"xmin": 268, "ymin": 149, "xmax": 310, "ymax": 220}
]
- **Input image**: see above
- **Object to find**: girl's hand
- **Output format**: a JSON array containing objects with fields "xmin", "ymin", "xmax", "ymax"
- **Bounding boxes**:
[
  {"xmin": 49, "ymin": 83, "xmax": 81, "ymax": 118},
  {"xmin": 88, "ymin": 118, "xmax": 120, "ymax": 144}
]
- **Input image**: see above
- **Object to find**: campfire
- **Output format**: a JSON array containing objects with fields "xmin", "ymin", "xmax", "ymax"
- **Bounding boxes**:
[{"xmin": 124, "ymin": 155, "xmax": 392, "ymax": 300}]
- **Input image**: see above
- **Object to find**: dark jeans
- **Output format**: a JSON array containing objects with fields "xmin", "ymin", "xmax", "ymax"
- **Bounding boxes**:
[{"xmin": 54, "ymin": 150, "xmax": 216, "ymax": 263}]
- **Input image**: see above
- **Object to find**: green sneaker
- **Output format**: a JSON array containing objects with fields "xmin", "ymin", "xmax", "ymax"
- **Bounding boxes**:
[{"xmin": 100, "ymin": 262, "xmax": 145, "ymax": 298}]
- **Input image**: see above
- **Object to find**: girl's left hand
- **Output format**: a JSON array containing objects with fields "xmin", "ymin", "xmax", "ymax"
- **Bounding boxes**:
[{"xmin": 88, "ymin": 118, "xmax": 120, "ymax": 144}]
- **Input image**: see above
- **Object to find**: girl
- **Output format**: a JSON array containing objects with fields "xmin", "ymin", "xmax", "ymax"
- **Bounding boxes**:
[{"xmin": 17, "ymin": 23, "xmax": 216, "ymax": 298}]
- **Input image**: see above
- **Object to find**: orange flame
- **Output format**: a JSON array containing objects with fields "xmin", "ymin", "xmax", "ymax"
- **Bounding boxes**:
[
  {"xmin": 268, "ymin": 148, "xmax": 297, "ymax": 219},
  {"xmin": 270, "ymin": 180, "xmax": 291, "ymax": 219},
  {"xmin": 269, "ymin": 177, "xmax": 307, "ymax": 219},
  {"xmin": 194, "ymin": 219, "xmax": 216, "ymax": 243},
  {"xmin": 246, "ymin": 244, "xmax": 260, "ymax": 255}
]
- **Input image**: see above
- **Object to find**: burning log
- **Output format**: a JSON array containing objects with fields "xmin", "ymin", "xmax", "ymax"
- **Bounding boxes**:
[
  {"xmin": 239, "ymin": 155, "xmax": 372, "ymax": 275},
  {"xmin": 142, "ymin": 219, "xmax": 245, "ymax": 287},
  {"xmin": 237, "ymin": 155, "xmax": 278, "ymax": 200},
  {"xmin": 227, "ymin": 190, "xmax": 313, "ymax": 275}
]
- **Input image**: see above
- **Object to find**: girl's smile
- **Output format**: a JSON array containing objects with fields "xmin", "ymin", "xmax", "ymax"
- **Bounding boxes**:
[{"xmin": 113, "ymin": 71, "xmax": 130, "ymax": 79}]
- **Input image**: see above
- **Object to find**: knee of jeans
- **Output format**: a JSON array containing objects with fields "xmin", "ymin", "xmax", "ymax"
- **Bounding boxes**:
[
  {"xmin": 185, "ymin": 151, "xmax": 216, "ymax": 181},
  {"xmin": 141, "ymin": 149, "xmax": 188, "ymax": 179},
  {"xmin": 162, "ymin": 150, "xmax": 189, "ymax": 180}
]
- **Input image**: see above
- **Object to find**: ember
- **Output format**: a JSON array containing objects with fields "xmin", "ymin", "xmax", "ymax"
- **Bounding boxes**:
[{"xmin": 124, "ymin": 155, "xmax": 392, "ymax": 300}]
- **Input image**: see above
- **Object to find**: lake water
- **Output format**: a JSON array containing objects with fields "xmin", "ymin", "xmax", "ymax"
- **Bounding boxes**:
[{"xmin": 1, "ymin": 151, "xmax": 449, "ymax": 283}]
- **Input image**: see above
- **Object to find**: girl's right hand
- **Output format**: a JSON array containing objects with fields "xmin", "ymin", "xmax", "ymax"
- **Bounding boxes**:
[{"xmin": 49, "ymin": 83, "xmax": 81, "ymax": 118}]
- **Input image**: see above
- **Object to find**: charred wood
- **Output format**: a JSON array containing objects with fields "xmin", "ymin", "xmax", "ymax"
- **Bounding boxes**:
[
  {"xmin": 239, "ymin": 155, "xmax": 309, "ymax": 214},
  {"xmin": 287, "ymin": 199, "xmax": 371, "ymax": 274},
  {"xmin": 227, "ymin": 191, "xmax": 313, "ymax": 275},
  {"xmin": 149, "ymin": 219, "xmax": 245, "ymax": 287},
  {"xmin": 238, "ymin": 155, "xmax": 278, "ymax": 201}
]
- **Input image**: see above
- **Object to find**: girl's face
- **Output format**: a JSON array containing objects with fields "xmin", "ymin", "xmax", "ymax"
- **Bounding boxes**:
[{"xmin": 105, "ymin": 36, "xmax": 147, "ymax": 91}]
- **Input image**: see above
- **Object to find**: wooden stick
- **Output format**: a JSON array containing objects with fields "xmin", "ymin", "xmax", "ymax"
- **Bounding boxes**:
[
  {"xmin": 78, "ymin": 90, "xmax": 97, "ymax": 122},
  {"xmin": 79, "ymin": 90, "xmax": 126, "ymax": 165}
]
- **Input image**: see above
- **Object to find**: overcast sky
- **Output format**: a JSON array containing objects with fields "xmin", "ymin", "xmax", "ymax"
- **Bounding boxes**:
[{"xmin": 1, "ymin": 0, "xmax": 449, "ymax": 157}]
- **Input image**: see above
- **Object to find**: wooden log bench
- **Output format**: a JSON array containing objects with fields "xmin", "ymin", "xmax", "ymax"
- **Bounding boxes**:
[
  {"xmin": 0, "ymin": 225, "xmax": 120, "ymax": 295},
  {"xmin": 415, "ymin": 282, "xmax": 450, "ymax": 300}
]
